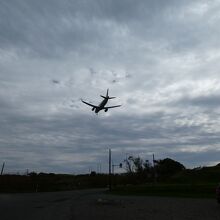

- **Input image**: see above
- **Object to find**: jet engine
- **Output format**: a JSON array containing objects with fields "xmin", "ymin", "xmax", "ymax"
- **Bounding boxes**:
[
  {"xmin": 92, "ymin": 107, "xmax": 95, "ymax": 111},
  {"xmin": 105, "ymin": 109, "xmax": 108, "ymax": 112}
]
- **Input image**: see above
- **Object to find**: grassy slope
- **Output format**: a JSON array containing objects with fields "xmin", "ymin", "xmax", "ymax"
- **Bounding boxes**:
[
  {"xmin": 110, "ymin": 165, "xmax": 220, "ymax": 198},
  {"xmin": 111, "ymin": 183, "xmax": 217, "ymax": 198}
]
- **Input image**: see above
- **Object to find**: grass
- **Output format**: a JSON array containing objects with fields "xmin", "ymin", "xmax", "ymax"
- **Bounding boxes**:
[{"xmin": 110, "ymin": 183, "xmax": 217, "ymax": 199}]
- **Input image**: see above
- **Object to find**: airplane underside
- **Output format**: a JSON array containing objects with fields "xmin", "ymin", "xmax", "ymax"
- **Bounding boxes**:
[{"xmin": 81, "ymin": 89, "xmax": 121, "ymax": 114}]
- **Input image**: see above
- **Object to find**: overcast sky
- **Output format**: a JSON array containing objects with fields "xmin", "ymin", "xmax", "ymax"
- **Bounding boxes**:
[{"xmin": 1, "ymin": 0, "xmax": 220, "ymax": 174}]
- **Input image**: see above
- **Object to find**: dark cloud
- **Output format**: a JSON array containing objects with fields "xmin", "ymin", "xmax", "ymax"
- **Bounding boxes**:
[
  {"xmin": 52, "ymin": 79, "xmax": 60, "ymax": 84},
  {"xmin": 177, "ymin": 94, "xmax": 220, "ymax": 108},
  {"xmin": 0, "ymin": 0, "xmax": 200, "ymax": 59}
]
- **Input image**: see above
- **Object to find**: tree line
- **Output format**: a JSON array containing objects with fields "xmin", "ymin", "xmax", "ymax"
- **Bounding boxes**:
[
  {"xmin": 1, "ymin": 156, "xmax": 220, "ymax": 193},
  {"xmin": 123, "ymin": 156, "xmax": 185, "ymax": 183}
]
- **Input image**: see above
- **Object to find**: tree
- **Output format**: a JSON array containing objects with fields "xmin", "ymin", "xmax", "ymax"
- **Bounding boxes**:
[
  {"xmin": 154, "ymin": 158, "xmax": 185, "ymax": 179},
  {"xmin": 143, "ymin": 160, "xmax": 152, "ymax": 172},
  {"xmin": 124, "ymin": 156, "xmax": 134, "ymax": 173},
  {"xmin": 132, "ymin": 156, "xmax": 144, "ymax": 173},
  {"xmin": 124, "ymin": 156, "xmax": 144, "ymax": 173}
]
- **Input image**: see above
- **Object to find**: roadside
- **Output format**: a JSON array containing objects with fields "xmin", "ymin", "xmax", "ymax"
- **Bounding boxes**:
[{"xmin": 0, "ymin": 189, "xmax": 220, "ymax": 220}]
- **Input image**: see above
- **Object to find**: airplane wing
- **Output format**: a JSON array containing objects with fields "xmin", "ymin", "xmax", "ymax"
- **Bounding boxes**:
[
  {"xmin": 104, "ymin": 105, "xmax": 121, "ymax": 109},
  {"xmin": 81, "ymin": 99, "xmax": 98, "ymax": 108}
]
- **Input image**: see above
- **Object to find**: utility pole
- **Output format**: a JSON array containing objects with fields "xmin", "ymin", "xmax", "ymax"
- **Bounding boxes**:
[
  {"xmin": 97, "ymin": 163, "xmax": 101, "ymax": 173},
  {"xmin": 99, "ymin": 163, "xmax": 102, "ymax": 173},
  {"xmin": 1, "ymin": 162, "xmax": 5, "ymax": 175},
  {"xmin": 152, "ymin": 154, "xmax": 157, "ymax": 184},
  {"xmin": 108, "ymin": 149, "xmax": 112, "ymax": 191}
]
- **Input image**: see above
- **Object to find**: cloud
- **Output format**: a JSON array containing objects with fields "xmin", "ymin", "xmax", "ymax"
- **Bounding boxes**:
[
  {"xmin": 176, "ymin": 94, "xmax": 220, "ymax": 108},
  {"xmin": 1, "ymin": 0, "xmax": 220, "ymax": 173},
  {"xmin": 52, "ymin": 79, "xmax": 60, "ymax": 84}
]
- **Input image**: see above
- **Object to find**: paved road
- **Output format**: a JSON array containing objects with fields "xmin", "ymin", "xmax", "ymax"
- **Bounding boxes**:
[{"xmin": 0, "ymin": 189, "xmax": 220, "ymax": 220}]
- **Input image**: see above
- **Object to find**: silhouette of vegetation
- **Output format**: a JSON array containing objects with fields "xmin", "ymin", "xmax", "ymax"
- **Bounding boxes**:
[
  {"xmin": 123, "ymin": 157, "xmax": 185, "ymax": 184},
  {"xmin": 0, "ymin": 172, "xmax": 109, "ymax": 193},
  {"xmin": 154, "ymin": 158, "xmax": 185, "ymax": 181},
  {"xmin": 0, "ymin": 157, "xmax": 220, "ymax": 198},
  {"xmin": 112, "ymin": 157, "xmax": 220, "ymax": 198}
]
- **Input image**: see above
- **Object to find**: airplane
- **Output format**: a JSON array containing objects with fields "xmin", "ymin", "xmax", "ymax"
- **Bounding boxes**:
[{"xmin": 81, "ymin": 89, "xmax": 121, "ymax": 114}]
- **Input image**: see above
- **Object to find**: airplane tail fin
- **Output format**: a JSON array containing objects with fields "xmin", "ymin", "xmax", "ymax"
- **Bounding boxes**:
[{"xmin": 100, "ymin": 89, "xmax": 116, "ymax": 99}]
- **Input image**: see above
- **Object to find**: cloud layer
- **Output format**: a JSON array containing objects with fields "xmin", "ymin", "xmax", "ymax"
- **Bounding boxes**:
[{"xmin": 1, "ymin": 0, "xmax": 220, "ymax": 173}]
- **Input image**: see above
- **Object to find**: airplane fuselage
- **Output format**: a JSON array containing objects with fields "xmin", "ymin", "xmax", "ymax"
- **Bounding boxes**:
[{"xmin": 95, "ymin": 98, "xmax": 108, "ymax": 113}]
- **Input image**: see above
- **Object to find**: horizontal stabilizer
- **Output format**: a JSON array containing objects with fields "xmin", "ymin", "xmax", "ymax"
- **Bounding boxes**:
[{"xmin": 100, "ymin": 95, "xmax": 116, "ymax": 99}]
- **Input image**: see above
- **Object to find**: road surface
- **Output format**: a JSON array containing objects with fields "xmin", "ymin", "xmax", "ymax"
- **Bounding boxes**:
[{"xmin": 0, "ymin": 189, "xmax": 220, "ymax": 220}]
